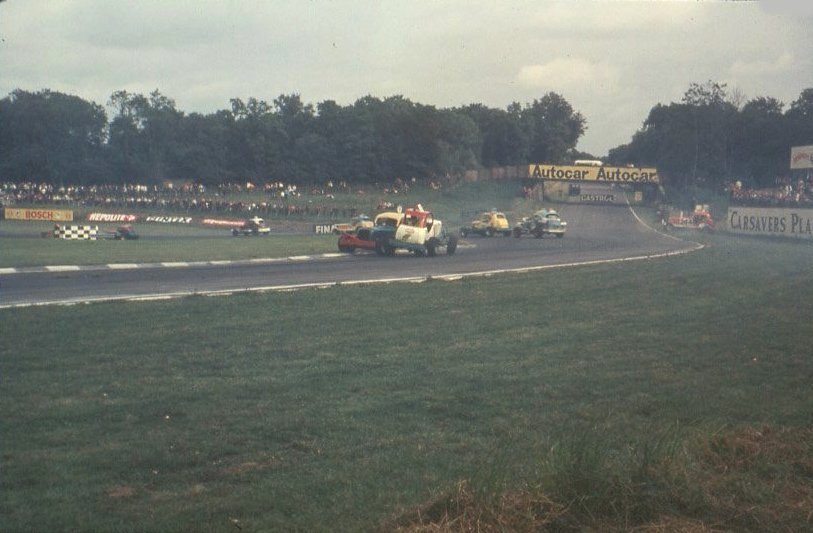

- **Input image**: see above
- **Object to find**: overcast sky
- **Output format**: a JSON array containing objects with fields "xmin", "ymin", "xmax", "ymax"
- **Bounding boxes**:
[{"xmin": 1, "ymin": 0, "xmax": 811, "ymax": 156}]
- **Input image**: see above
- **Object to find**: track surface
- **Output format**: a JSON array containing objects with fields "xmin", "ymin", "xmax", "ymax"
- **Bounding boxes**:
[{"xmin": 0, "ymin": 205, "xmax": 697, "ymax": 307}]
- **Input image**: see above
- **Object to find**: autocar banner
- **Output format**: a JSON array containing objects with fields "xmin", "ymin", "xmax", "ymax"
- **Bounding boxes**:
[{"xmin": 528, "ymin": 164, "xmax": 659, "ymax": 184}]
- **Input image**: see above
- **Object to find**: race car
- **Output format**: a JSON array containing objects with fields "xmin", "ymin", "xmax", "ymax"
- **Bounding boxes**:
[
  {"xmin": 99, "ymin": 224, "xmax": 139, "ymax": 240},
  {"xmin": 332, "ymin": 214, "xmax": 374, "ymax": 234},
  {"xmin": 460, "ymin": 210, "xmax": 511, "ymax": 237},
  {"xmin": 112, "ymin": 224, "xmax": 139, "ymax": 240},
  {"xmin": 232, "ymin": 217, "xmax": 271, "ymax": 236},
  {"xmin": 513, "ymin": 208, "xmax": 567, "ymax": 238},
  {"xmin": 664, "ymin": 204, "xmax": 714, "ymax": 232},
  {"xmin": 372, "ymin": 204, "xmax": 458, "ymax": 256},
  {"xmin": 337, "ymin": 211, "xmax": 403, "ymax": 252}
]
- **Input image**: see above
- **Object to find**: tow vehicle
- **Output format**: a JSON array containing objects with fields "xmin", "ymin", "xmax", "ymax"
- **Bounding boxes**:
[
  {"xmin": 513, "ymin": 208, "xmax": 567, "ymax": 238},
  {"xmin": 371, "ymin": 204, "xmax": 458, "ymax": 256},
  {"xmin": 664, "ymin": 205, "xmax": 714, "ymax": 232},
  {"xmin": 460, "ymin": 210, "xmax": 512, "ymax": 237},
  {"xmin": 232, "ymin": 217, "xmax": 271, "ymax": 236}
]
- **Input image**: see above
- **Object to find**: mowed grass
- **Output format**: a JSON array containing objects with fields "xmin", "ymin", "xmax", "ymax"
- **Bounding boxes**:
[
  {"xmin": 0, "ymin": 223, "xmax": 339, "ymax": 267},
  {"xmin": 1, "ymin": 235, "xmax": 812, "ymax": 531}
]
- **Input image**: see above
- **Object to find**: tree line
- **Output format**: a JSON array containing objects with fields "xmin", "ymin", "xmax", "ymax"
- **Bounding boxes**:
[
  {"xmin": 0, "ymin": 89, "xmax": 586, "ymax": 187},
  {"xmin": 1, "ymin": 82, "xmax": 810, "ymax": 192},
  {"xmin": 609, "ymin": 82, "xmax": 813, "ymax": 190}
]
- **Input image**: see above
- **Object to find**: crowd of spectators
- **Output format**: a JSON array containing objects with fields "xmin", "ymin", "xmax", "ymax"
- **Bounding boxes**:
[
  {"xmin": 0, "ymin": 177, "xmax": 447, "ymax": 219},
  {"xmin": 727, "ymin": 175, "xmax": 813, "ymax": 207}
]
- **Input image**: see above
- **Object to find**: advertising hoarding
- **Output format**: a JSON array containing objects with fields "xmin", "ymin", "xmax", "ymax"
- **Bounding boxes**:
[
  {"xmin": 528, "ymin": 164, "xmax": 659, "ymax": 184},
  {"xmin": 790, "ymin": 145, "xmax": 813, "ymax": 169},
  {"xmin": 727, "ymin": 207, "xmax": 813, "ymax": 240}
]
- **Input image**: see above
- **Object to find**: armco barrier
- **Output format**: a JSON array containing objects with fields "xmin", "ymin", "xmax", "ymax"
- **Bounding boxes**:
[{"xmin": 53, "ymin": 225, "xmax": 98, "ymax": 240}]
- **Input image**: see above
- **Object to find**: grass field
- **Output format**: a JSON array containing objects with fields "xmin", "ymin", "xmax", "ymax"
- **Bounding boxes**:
[{"xmin": 1, "ymin": 233, "xmax": 811, "ymax": 530}]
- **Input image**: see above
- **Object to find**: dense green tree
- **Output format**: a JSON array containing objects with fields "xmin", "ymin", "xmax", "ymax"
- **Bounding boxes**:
[
  {"xmin": 520, "ymin": 93, "xmax": 586, "ymax": 164},
  {"xmin": 609, "ymin": 83, "xmax": 811, "ymax": 192},
  {"xmin": 730, "ymin": 97, "xmax": 786, "ymax": 186},
  {"xmin": 2, "ymin": 87, "xmax": 591, "ymax": 186},
  {"xmin": 0, "ymin": 89, "xmax": 108, "ymax": 183}
]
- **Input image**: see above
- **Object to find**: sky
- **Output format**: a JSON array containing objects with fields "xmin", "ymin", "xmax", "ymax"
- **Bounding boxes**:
[{"xmin": 1, "ymin": 0, "xmax": 811, "ymax": 156}]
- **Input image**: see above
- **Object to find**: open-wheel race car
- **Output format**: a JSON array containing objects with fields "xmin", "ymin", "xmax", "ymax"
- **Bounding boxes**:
[
  {"xmin": 513, "ymin": 208, "xmax": 567, "ymax": 238},
  {"xmin": 664, "ymin": 205, "xmax": 715, "ymax": 232},
  {"xmin": 101, "ymin": 224, "xmax": 139, "ymax": 240},
  {"xmin": 232, "ymin": 217, "xmax": 271, "ymax": 236}
]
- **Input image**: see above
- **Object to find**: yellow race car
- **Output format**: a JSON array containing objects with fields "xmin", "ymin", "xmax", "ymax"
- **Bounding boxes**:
[{"xmin": 460, "ymin": 210, "xmax": 511, "ymax": 237}]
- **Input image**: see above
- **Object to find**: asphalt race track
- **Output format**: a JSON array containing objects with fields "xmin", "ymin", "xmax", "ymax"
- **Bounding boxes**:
[{"xmin": 0, "ymin": 205, "xmax": 700, "ymax": 308}]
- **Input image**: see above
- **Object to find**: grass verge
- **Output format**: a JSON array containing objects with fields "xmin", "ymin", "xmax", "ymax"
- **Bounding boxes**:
[{"xmin": 1, "ymin": 234, "xmax": 811, "ymax": 530}]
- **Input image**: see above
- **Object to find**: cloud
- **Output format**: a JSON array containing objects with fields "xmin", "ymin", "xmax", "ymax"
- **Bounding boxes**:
[
  {"xmin": 517, "ymin": 58, "xmax": 619, "ymax": 93},
  {"xmin": 759, "ymin": 0, "xmax": 813, "ymax": 18},
  {"xmin": 729, "ymin": 52, "xmax": 795, "ymax": 78}
]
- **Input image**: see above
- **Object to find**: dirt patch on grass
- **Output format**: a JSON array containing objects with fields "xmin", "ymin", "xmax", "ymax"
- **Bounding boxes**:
[
  {"xmin": 221, "ymin": 459, "xmax": 279, "ymax": 475},
  {"xmin": 106, "ymin": 485, "xmax": 137, "ymax": 499},
  {"xmin": 386, "ymin": 426, "xmax": 813, "ymax": 532},
  {"xmin": 388, "ymin": 480, "xmax": 565, "ymax": 532}
]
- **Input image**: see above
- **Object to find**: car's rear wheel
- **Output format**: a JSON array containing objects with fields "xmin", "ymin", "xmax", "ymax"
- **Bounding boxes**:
[
  {"xmin": 513, "ymin": 227, "xmax": 522, "ymax": 238},
  {"xmin": 426, "ymin": 237, "xmax": 438, "ymax": 257},
  {"xmin": 446, "ymin": 235, "xmax": 458, "ymax": 255},
  {"xmin": 485, "ymin": 228, "xmax": 493, "ymax": 237}
]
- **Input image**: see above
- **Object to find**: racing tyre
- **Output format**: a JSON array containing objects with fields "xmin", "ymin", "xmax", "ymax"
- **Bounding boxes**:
[
  {"xmin": 556, "ymin": 233, "xmax": 564, "ymax": 238},
  {"xmin": 503, "ymin": 231, "xmax": 511, "ymax": 237},
  {"xmin": 446, "ymin": 235, "xmax": 458, "ymax": 255},
  {"xmin": 485, "ymin": 228, "xmax": 493, "ymax": 237},
  {"xmin": 426, "ymin": 237, "xmax": 438, "ymax": 257},
  {"xmin": 533, "ymin": 230, "xmax": 543, "ymax": 239},
  {"xmin": 513, "ymin": 227, "xmax": 522, "ymax": 238},
  {"xmin": 232, "ymin": 229, "xmax": 239, "ymax": 236},
  {"xmin": 460, "ymin": 228, "xmax": 468, "ymax": 237},
  {"xmin": 375, "ymin": 236, "xmax": 394, "ymax": 256}
]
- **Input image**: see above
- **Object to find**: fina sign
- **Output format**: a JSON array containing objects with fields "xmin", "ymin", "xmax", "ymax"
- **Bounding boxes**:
[
  {"xmin": 528, "ymin": 164, "xmax": 660, "ymax": 184},
  {"xmin": 790, "ymin": 145, "xmax": 813, "ymax": 169}
]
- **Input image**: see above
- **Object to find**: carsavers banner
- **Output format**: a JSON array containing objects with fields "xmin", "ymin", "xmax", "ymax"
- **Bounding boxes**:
[
  {"xmin": 4, "ymin": 208, "xmax": 74, "ymax": 221},
  {"xmin": 528, "ymin": 164, "xmax": 659, "ymax": 184},
  {"xmin": 728, "ymin": 207, "xmax": 813, "ymax": 240}
]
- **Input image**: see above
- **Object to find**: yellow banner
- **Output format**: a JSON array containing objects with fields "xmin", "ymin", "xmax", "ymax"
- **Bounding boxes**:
[
  {"xmin": 528, "ymin": 164, "xmax": 660, "ymax": 184},
  {"xmin": 4, "ymin": 208, "xmax": 74, "ymax": 222}
]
